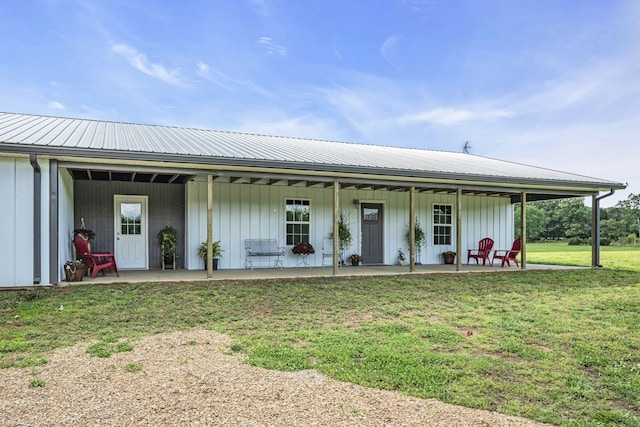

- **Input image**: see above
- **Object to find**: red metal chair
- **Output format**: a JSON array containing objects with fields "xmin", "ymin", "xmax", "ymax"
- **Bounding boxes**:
[
  {"xmin": 73, "ymin": 235, "xmax": 120, "ymax": 279},
  {"xmin": 492, "ymin": 238, "xmax": 521, "ymax": 268},
  {"xmin": 467, "ymin": 237, "xmax": 494, "ymax": 266}
]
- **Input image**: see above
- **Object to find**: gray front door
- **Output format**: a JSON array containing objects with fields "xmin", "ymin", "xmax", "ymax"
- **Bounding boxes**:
[{"xmin": 361, "ymin": 203, "xmax": 383, "ymax": 264}]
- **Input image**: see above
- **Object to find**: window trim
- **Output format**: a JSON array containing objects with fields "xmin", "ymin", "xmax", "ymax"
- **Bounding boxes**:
[
  {"xmin": 285, "ymin": 198, "xmax": 311, "ymax": 246},
  {"xmin": 432, "ymin": 203, "xmax": 453, "ymax": 246}
]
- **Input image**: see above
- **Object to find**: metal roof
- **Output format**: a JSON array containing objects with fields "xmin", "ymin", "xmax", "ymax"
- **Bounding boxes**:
[{"xmin": 0, "ymin": 112, "xmax": 626, "ymax": 193}]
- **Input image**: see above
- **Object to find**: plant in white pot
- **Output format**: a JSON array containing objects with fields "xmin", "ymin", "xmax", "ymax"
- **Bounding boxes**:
[{"xmin": 198, "ymin": 241, "xmax": 223, "ymax": 270}]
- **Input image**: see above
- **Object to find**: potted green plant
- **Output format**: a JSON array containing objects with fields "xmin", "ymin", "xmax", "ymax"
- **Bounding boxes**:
[
  {"xmin": 397, "ymin": 248, "xmax": 407, "ymax": 266},
  {"xmin": 405, "ymin": 218, "xmax": 426, "ymax": 264},
  {"xmin": 158, "ymin": 226, "xmax": 177, "ymax": 269},
  {"xmin": 330, "ymin": 213, "xmax": 352, "ymax": 265},
  {"xmin": 348, "ymin": 253, "xmax": 363, "ymax": 266},
  {"xmin": 198, "ymin": 241, "xmax": 223, "ymax": 270},
  {"xmin": 64, "ymin": 259, "xmax": 86, "ymax": 282},
  {"xmin": 442, "ymin": 251, "xmax": 456, "ymax": 264}
]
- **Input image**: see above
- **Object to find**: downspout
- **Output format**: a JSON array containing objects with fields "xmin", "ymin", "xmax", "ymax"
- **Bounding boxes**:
[
  {"xmin": 592, "ymin": 189, "xmax": 616, "ymax": 268},
  {"xmin": 29, "ymin": 154, "xmax": 41, "ymax": 284}
]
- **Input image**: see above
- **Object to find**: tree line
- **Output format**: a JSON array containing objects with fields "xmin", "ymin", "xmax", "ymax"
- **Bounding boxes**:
[{"xmin": 514, "ymin": 193, "xmax": 640, "ymax": 245}]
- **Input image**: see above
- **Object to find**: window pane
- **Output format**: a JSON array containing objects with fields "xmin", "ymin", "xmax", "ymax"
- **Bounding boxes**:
[
  {"xmin": 363, "ymin": 208, "xmax": 378, "ymax": 221},
  {"xmin": 285, "ymin": 199, "xmax": 311, "ymax": 245}
]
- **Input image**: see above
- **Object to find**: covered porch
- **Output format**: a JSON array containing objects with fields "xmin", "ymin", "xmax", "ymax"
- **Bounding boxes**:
[{"xmin": 59, "ymin": 263, "xmax": 582, "ymax": 286}]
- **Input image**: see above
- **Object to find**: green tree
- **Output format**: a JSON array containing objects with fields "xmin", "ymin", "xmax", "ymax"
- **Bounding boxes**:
[{"xmin": 514, "ymin": 203, "xmax": 548, "ymax": 241}]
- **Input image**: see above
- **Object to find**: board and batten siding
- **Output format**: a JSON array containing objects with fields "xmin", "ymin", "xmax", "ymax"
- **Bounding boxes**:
[
  {"xmin": 186, "ymin": 177, "xmax": 515, "ymax": 269},
  {"xmin": 0, "ymin": 156, "xmax": 35, "ymax": 286},
  {"xmin": 58, "ymin": 169, "xmax": 75, "ymax": 282},
  {"xmin": 74, "ymin": 180, "xmax": 185, "ymax": 269}
]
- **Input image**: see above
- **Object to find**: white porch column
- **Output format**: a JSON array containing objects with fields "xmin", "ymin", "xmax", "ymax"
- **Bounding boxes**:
[
  {"xmin": 409, "ymin": 186, "xmax": 415, "ymax": 272},
  {"xmin": 591, "ymin": 194, "xmax": 600, "ymax": 268},
  {"xmin": 333, "ymin": 181, "xmax": 340, "ymax": 275},
  {"xmin": 206, "ymin": 174, "xmax": 213, "ymax": 278},
  {"xmin": 456, "ymin": 188, "xmax": 462, "ymax": 271},
  {"xmin": 520, "ymin": 192, "xmax": 527, "ymax": 270}
]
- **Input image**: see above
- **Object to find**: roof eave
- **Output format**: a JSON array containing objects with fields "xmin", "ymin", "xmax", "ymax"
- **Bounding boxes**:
[{"xmin": 0, "ymin": 143, "xmax": 627, "ymax": 193}]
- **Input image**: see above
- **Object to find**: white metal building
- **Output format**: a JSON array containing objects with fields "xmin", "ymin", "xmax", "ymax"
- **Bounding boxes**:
[{"xmin": 0, "ymin": 112, "xmax": 626, "ymax": 287}]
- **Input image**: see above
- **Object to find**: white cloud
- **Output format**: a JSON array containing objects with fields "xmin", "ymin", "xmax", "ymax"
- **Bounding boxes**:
[
  {"xmin": 403, "ymin": 107, "xmax": 514, "ymax": 125},
  {"xmin": 111, "ymin": 43, "xmax": 184, "ymax": 86},
  {"xmin": 48, "ymin": 101, "xmax": 65, "ymax": 110},
  {"xmin": 380, "ymin": 35, "xmax": 401, "ymax": 68},
  {"xmin": 257, "ymin": 37, "xmax": 287, "ymax": 56}
]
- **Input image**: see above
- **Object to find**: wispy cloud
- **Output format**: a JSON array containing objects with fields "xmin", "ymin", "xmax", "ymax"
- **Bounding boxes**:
[
  {"xmin": 257, "ymin": 37, "xmax": 287, "ymax": 56},
  {"xmin": 111, "ymin": 43, "xmax": 184, "ymax": 86},
  {"xmin": 195, "ymin": 61, "xmax": 234, "ymax": 90},
  {"xmin": 403, "ymin": 107, "xmax": 514, "ymax": 125},
  {"xmin": 48, "ymin": 101, "xmax": 65, "ymax": 110},
  {"xmin": 380, "ymin": 35, "xmax": 401, "ymax": 68}
]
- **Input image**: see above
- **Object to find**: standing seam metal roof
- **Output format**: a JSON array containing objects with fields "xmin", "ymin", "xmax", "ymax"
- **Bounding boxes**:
[{"xmin": 0, "ymin": 112, "xmax": 626, "ymax": 189}]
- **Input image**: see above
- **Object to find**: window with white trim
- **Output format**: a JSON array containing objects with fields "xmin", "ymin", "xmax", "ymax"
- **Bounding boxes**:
[
  {"xmin": 433, "ymin": 204, "xmax": 452, "ymax": 245},
  {"xmin": 285, "ymin": 199, "xmax": 310, "ymax": 245}
]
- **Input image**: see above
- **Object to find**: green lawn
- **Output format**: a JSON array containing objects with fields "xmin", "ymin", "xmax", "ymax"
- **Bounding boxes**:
[
  {"xmin": 1, "ymin": 247, "xmax": 639, "ymax": 426},
  {"xmin": 527, "ymin": 241, "xmax": 640, "ymax": 271}
]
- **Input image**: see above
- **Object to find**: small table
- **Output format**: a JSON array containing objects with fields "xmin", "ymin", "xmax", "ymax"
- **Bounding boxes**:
[{"xmin": 296, "ymin": 253, "xmax": 311, "ymax": 268}]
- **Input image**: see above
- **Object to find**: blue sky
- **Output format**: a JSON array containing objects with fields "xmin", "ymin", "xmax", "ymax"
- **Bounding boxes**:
[{"xmin": 1, "ymin": 0, "xmax": 637, "ymax": 206}]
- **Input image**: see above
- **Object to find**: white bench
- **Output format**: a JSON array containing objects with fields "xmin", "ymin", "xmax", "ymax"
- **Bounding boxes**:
[{"xmin": 244, "ymin": 239, "xmax": 285, "ymax": 270}]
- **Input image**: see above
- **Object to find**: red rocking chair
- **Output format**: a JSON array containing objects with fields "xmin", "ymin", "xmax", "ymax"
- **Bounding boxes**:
[
  {"xmin": 73, "ymin": 235, "xmax": 120, "ymax": 279},
  {"xmin": 492, "ymin": 238, "xmax": 521, "ymax": 268},
  {"xmin": 467, "ymin": 237, "xmax": 494, "ymax": 266}
]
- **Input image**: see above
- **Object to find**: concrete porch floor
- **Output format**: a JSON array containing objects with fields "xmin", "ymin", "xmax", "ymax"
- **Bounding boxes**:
[{"xmin": 60, "ymin": 262, "xmax": 582, "ymax": 286}]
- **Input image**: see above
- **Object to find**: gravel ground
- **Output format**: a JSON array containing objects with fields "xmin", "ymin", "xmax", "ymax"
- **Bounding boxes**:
[{"xmin": 0, "ymin": 330, "xmax": 548, "ymax": 426}]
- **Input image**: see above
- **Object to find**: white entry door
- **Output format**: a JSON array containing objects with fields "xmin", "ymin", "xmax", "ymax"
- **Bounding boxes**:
[{"xmin": 114, "ymin": 195, "xmax": 148, "ymax": 269}]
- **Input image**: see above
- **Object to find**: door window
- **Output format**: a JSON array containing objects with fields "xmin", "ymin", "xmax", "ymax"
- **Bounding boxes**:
[{"xmin": 120, "ymin": 203, "xmax": 142, "ymax": 235}]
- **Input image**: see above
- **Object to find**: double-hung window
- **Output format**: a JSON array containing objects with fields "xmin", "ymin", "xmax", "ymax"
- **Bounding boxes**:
[
  {"xmin": 285, "ymin": 199, "xmax": 310, "ymax": 245},
  {"xmin": 433, "ymin": 204, "xmax": 452, "ymax": 245}
]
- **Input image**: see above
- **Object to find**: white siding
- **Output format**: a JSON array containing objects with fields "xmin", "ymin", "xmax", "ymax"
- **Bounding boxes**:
[
  {"xmin": 185, "ymin": 178, "xmax": 515, "ymax": 269},
  {"xmin": 0, "ymin": 156, "xmax": 34, "ymax": 286},
  {"xmin": 58, "ymin": 168, "xmax": 74, "ymax": 281}
]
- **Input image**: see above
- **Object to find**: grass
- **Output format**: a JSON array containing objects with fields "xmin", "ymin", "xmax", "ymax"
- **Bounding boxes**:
[
  {"xmin": 0, "ymin": 244, "xmax": 639, "ymax": 426},
  {"xmin": 527, "ymin": 241, "xmax": 640, "ymax": 271}
]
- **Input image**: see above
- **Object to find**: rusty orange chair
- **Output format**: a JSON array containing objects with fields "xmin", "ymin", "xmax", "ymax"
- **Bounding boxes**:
[
  {"xmin": 492, "ymin": 238, "xmax": 521, "ymax": 268},
  {"xmin": 73, "ymin": 235, "xmax": 119, "ymax": 279},
  {"xmin": 467, "ymin": 237, "xmax": 494, "ymax": 266}
]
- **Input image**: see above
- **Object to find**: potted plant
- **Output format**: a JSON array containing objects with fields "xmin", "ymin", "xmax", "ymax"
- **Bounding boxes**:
[
  {"xmin": 198, "ymin": 241, "xmax": 223, "ymax": 270},
  {"xmin": 74, "ymin": 218, "xmax": 95, "ymax": 241},
  {"xmin": 64, "ymin": 259, "xmax": 86, "ymax": 282},
  {"xmin": 292, "ymin": 241, "xmax": 315, "ymax": 255},
  {"xmin": 330, "ymin": 213, "xmax": 352, "ymax": 265},
  {"xmin": 397, "ymin": 248, "xmax": 407, "ymax": 266},
  {"xmin": 348, "ymin": 253, "xmax": 363, "ymax": 266},
  {"xmin": 158, "ymin": 226, "xmax": 177, "ymax": 269},
  {"xmin": 442, "ymin": 251, "xmax": 456, "ymax": 264},
  {"xmin": 405, "ymin": 218, "xmax": 426, "ymax": 264},
  {"xmin": 73, "ymin": 228, "xmax": 95, "ymax": 241}
]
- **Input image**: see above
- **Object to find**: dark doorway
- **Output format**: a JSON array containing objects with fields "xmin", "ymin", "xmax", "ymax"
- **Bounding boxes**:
[{"xmin": 361, "ymin": 203, "xmax": 383, "ymax": 264}]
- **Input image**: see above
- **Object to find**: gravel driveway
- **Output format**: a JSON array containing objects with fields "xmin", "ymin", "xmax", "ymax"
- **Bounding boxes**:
[{"xmin": 0, "ymin": 330, "xmax": 548, "ymax": 426}]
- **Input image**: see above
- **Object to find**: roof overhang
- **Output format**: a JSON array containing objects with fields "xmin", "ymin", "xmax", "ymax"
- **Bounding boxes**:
[{"xmin": 3, "ymin": 143, "xmax": 626, "ymax": 203}]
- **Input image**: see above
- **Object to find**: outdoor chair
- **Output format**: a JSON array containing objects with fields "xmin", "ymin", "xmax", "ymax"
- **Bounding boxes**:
[
  {"xmin": 321, "ymin": 238, "xmax": 336, "ymax": 268},
  {"xmin": 467, "ymin": 237, "xmax": 494, "ymax": 266},
  {"xmin": 73, "ymin": 235, "xmax": 120, "ymax": 279},
  {"xmin": 492, "ymin": 238, "xmax": 521, "ymax": 268}
]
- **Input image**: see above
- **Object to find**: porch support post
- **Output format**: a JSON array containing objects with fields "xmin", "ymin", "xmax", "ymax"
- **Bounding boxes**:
[
  {"xmin": 456, "ymin": 188, "xmax": 462, "ymax": 271},
  {"xmin": 49, "ymin": 159, "xmax": 58, "ymax": 284},
  {"xmin": 520, "ymin": 192, "xmax": 527, "ymax": 270},
  {"xmin": 333, "ymin": 180, "xmax": 339, "ymax": 275},
  {"xmin": 409, "ymin": 186, "xmax": 416, "ymax": 272},
  {"xmin": 206, "ymin": 174, "xmax": 213, "ymax": 278},
  {"xmin": 591, "ymin": 194, "xmax": 600, "ymax": 268}
]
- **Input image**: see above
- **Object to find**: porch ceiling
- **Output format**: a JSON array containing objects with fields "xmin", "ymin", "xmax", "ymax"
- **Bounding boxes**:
[
  {"xmin": 65, "ymin": 164, "xmax": 588, "ymax": 202},
  {"xmin": 68, "ymin": 168, "xmax": 193, "ymax": 184}
]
